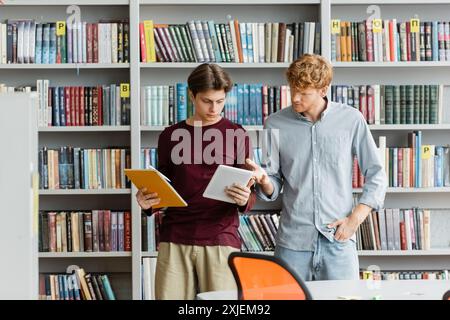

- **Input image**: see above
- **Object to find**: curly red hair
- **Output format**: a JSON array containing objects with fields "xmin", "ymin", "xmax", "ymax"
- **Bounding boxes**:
[{"xmin": 286, "ymin": 54, "xmax": 333, "ymax": 91}]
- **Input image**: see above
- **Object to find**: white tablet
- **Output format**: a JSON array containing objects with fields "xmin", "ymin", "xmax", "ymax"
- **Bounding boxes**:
[{"xmin": 203, "ymin": 165, "xmax": 253, "ymax": 204}]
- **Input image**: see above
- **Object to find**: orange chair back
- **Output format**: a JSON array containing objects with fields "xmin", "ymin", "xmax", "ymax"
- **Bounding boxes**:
[{"xmin": 228, "ymin": 252, "xmax": 313, "ymax": 300}]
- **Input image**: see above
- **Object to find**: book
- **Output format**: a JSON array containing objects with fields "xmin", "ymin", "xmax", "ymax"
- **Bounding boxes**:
[{"xmin": 124, "ymin": 169, "xmax": 187, "ymax": 208}]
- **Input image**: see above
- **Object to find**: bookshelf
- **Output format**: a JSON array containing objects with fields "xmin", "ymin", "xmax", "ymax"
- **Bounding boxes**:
[
  {"xmin": 333, "ymin": 61, "xmax": 450, "ymax": 67},
  {"xmin": 38, "ymin": 126, "xmax": 131, "ymax": 132},
  {"xmin": 39, "ymin": 252, "xmax": 132, "ymax": 258},
  {"xmin": 141, "ymin": 124, "xmax": 450, "ymax": 131},
  {"xmin": 4, "ymin": 0, "xmax": 129, "ymax": 5},
  {"xmin": 0, "ymin": 63, "xmax": 130, "ymax": 69},
  {"xmin": 136, "ymin": 0, "xmax": 325, "ymax": 299},
  {"xmin": 353, "ymin": 187, "xmax": 450, "ymax": 193},
  {"xmin": 39, "ymin": 189, "xmax": 131, "ymax": 195},
  {"xmin": 357, "ymin": 249, "xmax": 450, "ymax": 256},
  {"xmin": 257, "ymin": 249, "xmax": 450, "ymax": 256},
  {"xmin": 329, "ymin": 0, "xmax": 450, "ymax": 274},
  {"xmin": 1, "ymin": 0, "xmax": 449, "ymax": 300},
  {"xmin": 0, "ymin": 93, "xmax": 39, "ymax": 299},
  {"xmin": 1, "ymin": 0, "xmax": 133, "ymax": 300},
  {"xmin": 140, "ymin": 62, "xmax": 291, "ymax": 68}
]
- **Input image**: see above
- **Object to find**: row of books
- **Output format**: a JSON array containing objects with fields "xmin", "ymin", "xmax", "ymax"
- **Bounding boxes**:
[
  {"xmin": 331, "ymin": 85, "xmax": 443, "ymax": 125},
  {"xmin": 142, "ymin": 148, "xmax": 158, "ymax": 170},
  {"xmin": 136, "ymin": 141, "xmax": 442, "ymax": 199},
  {"xmin": 353, "ymin": 140, "xmax": 450, "ymax": 189},
  {"xmin": 140, "ymin": 20, "xmax": 320, "ymax": 63},
  {"xmin": 38, "ymin": 147, "xmax": 131, "ymax": 190},
  {"xmin": 238, "ymin": 212, "xmax": 280, "ymax": 252},
  {"xmin": 375, "ymin": 133, "xmax": 450, "ymax": 188},
  {"xmin": 139, "ymin": 206, "xmax": 441, "ymax": 255},
  {"xmin": 140, "ymin": 83, "xmax": 292, "ymax": 126},
  {"xmin": 0, "ymin": 20, "xmax": 129, "ymax": 64},
  {"xmin": 224, "ymin": 85, "xmax": 291, "ymax": 125},
  {"xmin": 140, "ymin": 84, "xmax": 185, "ymax": 126},
  {"xmin": 141, "ymin": 211, "xmax": 163, "ymax": 253},
  {"xmin": 356, "ymin": 208, "xmax": 431, "ymax": 251},
  {"xmin": 38, "ymin": 81, "xmax": 130, "ymax": 127},
  {"xmin": 39, "ymin": 269, "xmax": 116, "ymax": 300},
  {"xmin": 352, "ymin": 157, "xmax": 365, "ymax": 189},
  {"xmin": 1, "ymin": 82, "xmax": 131, "ymax": 127},
  {"xmin": 239, "ymin": 209, "xmax": 433, "ymax": 253},
  {"xmin": 360, "ymin": 269, "xmax": 449, "ymax": 281},
  {"xmin": 331, "ymin": 19, "xmax": 450, "ymax": 62},
  {"xmin": 384, "ymin": 145, "xmax": 450, "ymax": 188},
  {"xmin": 39, "ymin": 210, "xmax": 132, "ymax": 253},
  {"xmin": 10, "ymin": 81, "xmax": 444, "ymax": 128}
]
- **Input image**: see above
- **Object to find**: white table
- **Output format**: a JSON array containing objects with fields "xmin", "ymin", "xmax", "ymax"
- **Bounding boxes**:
[{"xmin": 197, "ymin": 280, "xmax": 450, "ymax": 300}]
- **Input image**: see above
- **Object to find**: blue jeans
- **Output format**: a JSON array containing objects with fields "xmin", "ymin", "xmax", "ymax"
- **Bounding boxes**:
[{"xmin": 274, "ymin": 233, "xmax": 359, "ymax": 281}]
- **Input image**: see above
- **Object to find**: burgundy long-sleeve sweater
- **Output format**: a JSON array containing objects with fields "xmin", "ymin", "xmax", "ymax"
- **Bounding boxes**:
[{"xmin": 152, "ymin": 117, "xmax": 256, "ymax": 249}]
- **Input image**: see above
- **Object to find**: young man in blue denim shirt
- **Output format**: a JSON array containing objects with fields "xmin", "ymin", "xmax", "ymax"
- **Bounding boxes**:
[{"xmin": 246, "ymin": 54, "xmax": 387, "ymax": 281}]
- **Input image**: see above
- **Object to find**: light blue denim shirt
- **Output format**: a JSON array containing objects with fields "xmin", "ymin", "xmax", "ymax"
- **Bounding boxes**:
[{"xmin": 256, "ymin": 99, "xmax": 388, "ymax": 251}]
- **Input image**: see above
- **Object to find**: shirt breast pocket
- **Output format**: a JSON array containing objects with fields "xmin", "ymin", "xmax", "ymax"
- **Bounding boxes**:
[{"xmin": 322, "ymin": 135, "xmax": 348, "ymax": 167}]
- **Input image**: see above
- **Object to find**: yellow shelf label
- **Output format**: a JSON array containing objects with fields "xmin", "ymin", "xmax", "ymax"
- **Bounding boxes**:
[
  {"xmin": 56, "ymin": 21, "xmax": 66, "ymax": 36},
  {"xmin": 422, "ymin": 145, "xmax": 432, "ymax": 160},
  {"xmin": 410, "ymin": 19, "xmax": 420, "ymax": 33},
  {"xmin": 372, "ymin": 19, "xmax": 382, "ymax": 33},
  {"xmin": 331, "ymin": 20, "xmax": 341, "ymax": 35},
  {"xmin": 120, "ymin": 83, "xmax": 130, "ymax": 98}
]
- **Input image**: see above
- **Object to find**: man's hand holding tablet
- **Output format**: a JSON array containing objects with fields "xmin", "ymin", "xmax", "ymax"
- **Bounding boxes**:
[{"xmin": 203, "ymin": 165, "xmax": 254, "ymax": 205}]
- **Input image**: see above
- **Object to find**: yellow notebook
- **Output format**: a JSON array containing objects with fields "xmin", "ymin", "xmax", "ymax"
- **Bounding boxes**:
[{"xmin": 124, "ymin": 169, "xmax": 187, "ymax": 209}]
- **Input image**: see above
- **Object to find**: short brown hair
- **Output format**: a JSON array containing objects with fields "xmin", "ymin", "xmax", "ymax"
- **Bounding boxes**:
[
  {"xmin": 187, "ymin": 63, "xmax": 233, "ymax": 97},
  {"xmin": 286, "ymin": 54, "xmax": 333, "ymax": 91}
]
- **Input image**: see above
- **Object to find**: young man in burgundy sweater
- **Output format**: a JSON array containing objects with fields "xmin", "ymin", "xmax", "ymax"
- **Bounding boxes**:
[{"xmin": 136, "ymin": 63, "xmax": 255, "ymax": 300}]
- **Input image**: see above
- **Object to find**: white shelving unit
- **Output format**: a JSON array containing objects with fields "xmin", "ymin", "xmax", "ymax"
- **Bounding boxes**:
[
  {"xmin": 141, "ymin": 252, "xmax": 159, "ymax": 258},
  {"xmin": 1, "ymin": 0, "xmax": 134, "ymax": 300},
  {"xmin": 136, "ymin": 0, "xmax": 326, "ymax": 300},
  {"xmin": 0, "ymin": 93, "xmax": 39, "ymax": 299},
  {"xmin": 0, "ymin": 63, "xmax": 130, "ymax": 69},
  {"xmin": 2, "ymin": 0, "xmax": 449, "ymax": 300},
  {"xmin": 353, "ymin": 187, "xmax": 450, "ymax": 193},
  {"xmin": 141, "ymin": 124, "xmax": 450, "ymax": 131},
  {"xmin": 331, "ymin": 0, "xmax": 450, "ymax": 5},
  {"xmin": 139, "ymin": 0, "xmax": 322, "ymax": 5},
  {"xmin": 329, "ymin": 0, "xmax": 450, "ymax": 273},
  {"xmin": 4, "ymin": 0, "xmax": 129, "ymax": 5},
  {"xmin": 39, "ymin": 189, "xmax": 131, "ymax": 195},
  {"xmin": 332, "ymin": 61, "xmax": 450, "ymax": 67},
  {"xmin": 39, "ymin": 252, "xmax": 132, "ymax": 258},
  {"xmin": 38, "ymin": 126, "xmax": 131, "ymax": 132},
  {"xmin": 230, "ymin": 249, "xmax": 450, "ymax": 257},
  {"xmin": 357, "ymin": 250, "xmax": 450, "ymax": 256},
  {"xmin": 140, "ymin": 62, "xmax": 291, "ymax": 68},
  {"xmin": 368, "ymin": 124, "xmax": 450, "ymax": 130}
]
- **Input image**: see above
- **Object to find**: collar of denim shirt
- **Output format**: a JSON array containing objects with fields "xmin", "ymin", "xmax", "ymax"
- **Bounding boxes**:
[{"xmin": 292, "ymin": 96, "xmax": 330, "ymax": 123}]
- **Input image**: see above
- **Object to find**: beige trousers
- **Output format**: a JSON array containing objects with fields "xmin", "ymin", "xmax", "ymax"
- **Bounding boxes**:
[{"xmin": 155, "ymin": 242, "xmax": 238, "ymax": 300}]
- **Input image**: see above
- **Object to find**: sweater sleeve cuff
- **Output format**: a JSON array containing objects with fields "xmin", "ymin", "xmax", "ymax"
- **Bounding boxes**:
[
  {"xmin": 238, "ymin": 190, "xmax": 256, "ymax": 213},
  {"xmin": 142, "ymin": 208, "xmax": 154, "ymax": 216}
]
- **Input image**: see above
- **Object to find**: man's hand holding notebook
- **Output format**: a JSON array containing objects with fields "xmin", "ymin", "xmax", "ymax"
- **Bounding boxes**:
[{"xmin": 125, "ymin": 168, "xmax": 187, "ymax": 209}]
